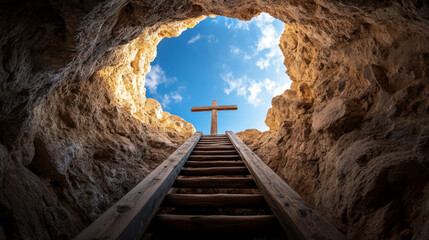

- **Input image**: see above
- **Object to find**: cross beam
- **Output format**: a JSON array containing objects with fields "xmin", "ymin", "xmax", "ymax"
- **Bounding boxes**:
[{"xmin": 191, "ymin": 100, "xmax": 237, "ymax": 135}]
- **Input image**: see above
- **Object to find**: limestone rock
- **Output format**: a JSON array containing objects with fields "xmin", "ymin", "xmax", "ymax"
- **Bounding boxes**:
[
  {"xmin": 311, "ymin": 97, "xmax": 363, "ymax": 138},
  {"xmin": 1, "ymin": 0, "xmax": 428, "ymax": 239}
]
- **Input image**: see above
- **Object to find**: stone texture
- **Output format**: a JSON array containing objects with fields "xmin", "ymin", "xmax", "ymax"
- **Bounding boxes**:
[{"xmin": 1, "ymin": 0, "xmax": 428, "ymax": 239}]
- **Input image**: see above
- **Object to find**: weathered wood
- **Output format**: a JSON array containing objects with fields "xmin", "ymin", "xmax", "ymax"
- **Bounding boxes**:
[
  {"xmin": 201, "ymin": 134, "xmax": 227, "ymax": 138},
  {"xmin": 73, "ymin": 132, "xmax": 202, "ymax": 240},
  {"xmin": 200, "ymin": 138, "xmax": 229, "ymax": 141},
  {"xmin": 194, "ymin": 146, "xmax": 235, "ymax": 150},
  {"xmin": 191, "ymin": 150, "xmax": 237, "ymax": 155},
  {"xmin": 198, "ymin": 140, "xmax": 231, "ymax": 143},
  {"xmin": 185, "ymin": 161, "xmax": 245, "ymax": 167},
  {"xmin": 196, "ymin": 143, "xmax": 232, "ymax": 147},
  {"xmin": 173, "ymin": 176, "xmax": 256, "ymax": 188},
  {"xmin": 162, "ymin": 193, "xmax": 266, "ymax": 208},
  {"xmin": 152, "ymin": 214, "xmax": 276, "ymax": 233},
  {"xmin": 200, "ymin": 136, "xmax": 229, "ymax": 139},
  {"xmin": 180, "ymin": 167, "xmax": 249, "ymax": 176},
  {"xmin": 188, "ymin": 154, "xmax": 241, "ymax": 160},
  {"xmin": 191, "ymin": 105, "xmax": 238, "ymax": 112},
  {"xmin": 226, "ymin": 131, "xmax": 345, "ymax": 240},
  {"xmin": 198, "ymin": 142, "xmax": 231, "ymax": 145},
  {"xmin": 191, "ymin": 101, "xmax": 237, "ymax": 135},
  {"xmin": 211, "ymin": 100, "xmax": 218, "ymax": 135}
]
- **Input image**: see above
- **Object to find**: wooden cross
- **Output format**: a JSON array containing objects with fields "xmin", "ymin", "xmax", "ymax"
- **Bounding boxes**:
[{"xmin": 191, "ymin": 100, "xmax": 238, "ymax": 135}]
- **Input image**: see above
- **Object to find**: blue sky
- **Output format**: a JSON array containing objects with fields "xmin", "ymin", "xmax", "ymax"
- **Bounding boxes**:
[{"xmin": 146, "ymin": 13, "xmax": 291, "ymax": 134}]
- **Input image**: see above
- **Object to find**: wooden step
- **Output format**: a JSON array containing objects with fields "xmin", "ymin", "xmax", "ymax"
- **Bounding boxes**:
[
  {"xmin": 201, "ymin": 137, "xmax": 229, "ymax": 139},
  {"xmin": 198, "ymin": 141, "xmax": 231, "ymax": 144},
  {"xmin": 185, "ymin": 161, "xmax": 245, "ymax": 167},
  {"xmin": 201, "ymin": 134, "xmax": 227, "ymax": 137},
  {"xmin": 194, "ymin": 146, "xmax": 235, "ymax": 150},
  {"xmin": 180, "ymin": 167, "xmax": 249, "ymax": 176},
  {"xmin": 188, "ymin": 155, "xmax": 241, "ymax": 160},
  {"xmin": 199, "ymin": 138, "xmax": 229, "ymax": 140},
  {"xmin": 191, "ymin": 150, "xmax": 237, "ymax": 155},
  {"xmin": 199, "ymin": 139, "xmax": 229, "ymax": 142},
  {"xmin": 152, "ymin": 214, "xmax": 277, "ymax": 233},
  {"xmin": 196, "ymin": 143, "xmax": 232, "ymax": 147},
  {"xmin": 173, "ymin": 176, "xmax": 257, "ymax": 188},
  {"xmin": 199, "ymin": 139, "xmax": 230, "ymax": 141},
  {"xmin": 162, "ymin": 194, "xmax": 266, "ymax": 208}
]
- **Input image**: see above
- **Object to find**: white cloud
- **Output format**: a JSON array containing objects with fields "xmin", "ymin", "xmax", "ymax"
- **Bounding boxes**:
[
  {"xmin": 230, "ymin": 46, "xmax": 241, "ymax": 55},
  {"xmin": 171, "ymin": 93, "xmax": 183, "ymax": 102},
  {"xmin": 251, "ymin": 13, "xmax": 284, "ymax": 69},
  {"xmin": 223, "ymin": 73, "xmax": 291, "ymax": 106},
  {"xmin": 223, "ymin": 72, "xmax": 246, "ymax": 96},
  {"xmin": 264, "ymin": 78, "xmax": 276, "ymax": 93},
  {"xmin": 256, "ymin": 58, "xmax": 270, "ymax": 69},
  {"xmin": 146, "ymin": 64, "xmax": 176, "ymax": 94},
  {"xmin": 160, "ymin": 94, "xmax": 171, "ymax": 108},
  {"xmin": 207, "ymin": 34, "xmax": 219, "ymax": 43},
  {"xmin": 146, "ymin": 65, "xmax": 184, "ymax": 109},
  {"xmin": 187, "ymin": 34, "xmax": 201, "ymax": 44},
  {"xmin": 188, "ymin": 33, "xmax": 218, "ymax": 44},
  {"xmin": 264, "ymin": 78, "xmax": 291, "ymax": 96},
  {"xmin": 224, "ymin": 18, "xmax": 251, "ymax": 31},
  {"xmin": 247, "ymin": 81, "xmax": 264, "ymax": 105},
  {"xmin": 223, "ymin": 13, "xmax": 284, "ymax": 69},
  {"xmin": 159, "ymin": 92, "xmax": 183, "ymax": 109},
  {"xmin": 231, "ymin": 46, "xmax": 253, "ymax": 61},
  {"xmin": 222, "ymin": 73, "xmax": 263, "ymax": 106}
]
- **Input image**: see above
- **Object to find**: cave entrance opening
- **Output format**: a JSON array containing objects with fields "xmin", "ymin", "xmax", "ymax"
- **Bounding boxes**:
[{"xmin": 145, "ymin": 14, "xmax": 292, "ymax": 135}]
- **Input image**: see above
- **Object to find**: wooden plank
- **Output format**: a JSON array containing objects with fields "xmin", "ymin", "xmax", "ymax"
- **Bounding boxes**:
[
  {"xmin": 201, "ymin": 134, "xmax": 227, "ymax": 137},
  {"xmin": 186, "ymin": 159, "xmax": 241, "ymax": 162},
  {"xmin": 211, "ymin": 100, "xmax": 218, "ymax": 135},
  {"xmin": 173, "ymin": 176, "xmax": 256, "ymax": 188},
  {"xmin": 185, "ymin": 161, "xmax": 245, "ymax": 167},
  {"xmin": 188, "ymin": 155, "xmax": 240, "ymax": 160},
  {"xmin": 162, "ymin": 193, "xmax": 266, "ymax": 208},
  {"xmin": 73, "ymin": 132, "xmax": 203, "ymax": 240},
  {"xmin": 200, "ymin": 138, "xmax": 229, "ymax": 140},
  {"xmin": 194, "ymin": 146, "xmax": 235, "ymax": 150},
  {"xmin": 198, "ymin": 141, "xmax": 231, "ymax": 144},
  {"xmin": 180, "ymin": 167, "xmax": 249, "ymax": 176},
  {"xmin": 200, "ymin": 136, "xmax": 229, "ymax": 139},
  {"xmin": 226, "ymin": 131, "xmax": 345, "ymax": 240},
  {"xmin": 198, "ymin": 140, "xmax": 231, "ymax": 142},
  {"xmin": 191, "ymin": 150, "xmax": 237, "ymax": 155},
  {"xmin": 197, "ymin": 143, "xmax": 231, "ymax": 146},
  {"xmin": 152, "ymin": 214, "xmax": 276, "ymax": 233},
  {"xmin": 191, "ymin": 105, "xmax": 238, "ymax": 112}
]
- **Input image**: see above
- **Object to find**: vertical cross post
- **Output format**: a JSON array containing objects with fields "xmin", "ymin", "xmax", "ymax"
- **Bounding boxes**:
[
  {"xmin": 191, "ymin": 100, "xmax": 238, "ymax": 135},
  {"xmin": 211, "ymin": 100, "xmax": 217, "ymax": 135}
]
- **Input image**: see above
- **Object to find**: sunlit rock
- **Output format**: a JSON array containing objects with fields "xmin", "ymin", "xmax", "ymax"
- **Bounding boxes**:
[{"xmin": 0, "ymin": 0, "xmax": 428, "ymax": 239}]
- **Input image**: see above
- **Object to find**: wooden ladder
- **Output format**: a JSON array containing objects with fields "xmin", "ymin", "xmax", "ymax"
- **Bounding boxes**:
[
  {"xmin": 75, "ymin": 132, "xmax": 345, "ymax": 240},
  {"xmin": 146, "ymin": 134, "xmax": 283, "ymax": 239}
]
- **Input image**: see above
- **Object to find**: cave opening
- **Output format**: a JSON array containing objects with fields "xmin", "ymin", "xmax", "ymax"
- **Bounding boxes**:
[
  {"xmin": 1, "ymin": 1, "xmax": 428, "ymax": 239},
  {"xmin": 143, "ymin": 14, "xmax": 292, "ymax": 134}
]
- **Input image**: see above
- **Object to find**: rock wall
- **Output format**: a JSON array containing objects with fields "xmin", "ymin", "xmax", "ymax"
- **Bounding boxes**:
[
  {"xmin": 239, "ymin": 2, "xmax": 429, "ymax": 239},
  {"xmin": 0, "ymin": 1, "xmax": 199, "ymax": 239},
  {"xmin": 1, "ymin": 0, "xmax": 428, "ymax": 239}
]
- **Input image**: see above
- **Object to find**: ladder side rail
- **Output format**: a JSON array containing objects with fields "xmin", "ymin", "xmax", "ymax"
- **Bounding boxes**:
[
  {"xmin": 226, "ymin": 131, "xmax": 345, "ymax": 240},
  {"xmin": 74, "ymin": 132, "xmax": 203, "ymax": 240}
]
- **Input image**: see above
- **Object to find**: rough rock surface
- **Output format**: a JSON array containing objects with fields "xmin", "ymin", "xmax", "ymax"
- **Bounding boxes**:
[
  {"xmin": 238, "ymin": 1, "xmax": 429, "ymax": 239},
  {"xmin": 1, "ymin": 0, "xmax": 428, "ymax": 239}
]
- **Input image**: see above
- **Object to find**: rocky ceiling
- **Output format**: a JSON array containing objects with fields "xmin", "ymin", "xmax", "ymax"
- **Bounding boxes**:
[{"xmin": 0, "ymin": 0, "xmax": 428, "ymax": 239}]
